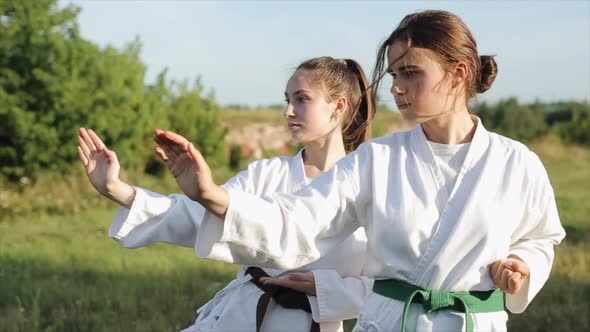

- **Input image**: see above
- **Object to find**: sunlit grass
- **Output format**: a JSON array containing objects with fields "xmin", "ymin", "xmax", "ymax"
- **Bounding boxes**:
[{"xmin": 0, "ymin": 209, "xmax": 239, "ymax": 332}]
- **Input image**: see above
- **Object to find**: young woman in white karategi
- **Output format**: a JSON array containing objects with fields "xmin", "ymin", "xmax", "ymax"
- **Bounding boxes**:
[
  {"xmin": 77, "ymin": 57, "xmax": 376, "ymax": 332},
  {"xmin": 151, "ymin": 10, "xmax": 566, "ymax": 332}
]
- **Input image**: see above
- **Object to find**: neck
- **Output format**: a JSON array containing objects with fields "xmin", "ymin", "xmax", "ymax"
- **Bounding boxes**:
[
  {"xmin": 421, "ymin": 107, "xmax": 476, "ymax": 144},
  {"xmin": 302, "ymin": 132, "xmax": 346, "ymax": 179}
]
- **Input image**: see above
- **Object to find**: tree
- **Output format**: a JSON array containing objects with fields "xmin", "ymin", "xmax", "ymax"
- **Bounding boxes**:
[
  {"xmin": 0, "ymin": 0, "xmax": 227, "ymax": 180},
  {"xmin": 0, "ymin": 0, "xmax": 86, "ymax": 178},
  {"xmin": 167, "ymin": 79, "xmax": 227, "ymax": 167}
]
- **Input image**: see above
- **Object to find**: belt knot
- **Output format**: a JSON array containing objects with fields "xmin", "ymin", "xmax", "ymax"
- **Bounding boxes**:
[{"xmin": 423, "ymin": 290, "xmax": 456, "ymax": 313}]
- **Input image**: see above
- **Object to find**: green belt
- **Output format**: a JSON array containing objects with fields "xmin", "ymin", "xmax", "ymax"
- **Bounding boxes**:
[{"xmin": 372, "ymin": 279, "xmax": 505, "ymax": 332}]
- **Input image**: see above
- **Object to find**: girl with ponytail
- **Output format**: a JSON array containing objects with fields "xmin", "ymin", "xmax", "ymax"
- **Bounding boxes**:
[{"xmin": 77, "ymin": 56, "xmax": 375, "ymax": 332}]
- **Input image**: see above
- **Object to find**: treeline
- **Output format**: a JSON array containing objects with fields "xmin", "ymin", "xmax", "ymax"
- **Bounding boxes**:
[
  {"xmin": 473, "ymin": 98, "xmax": 589, "ymax": 144},
  {"xmin": 0, "ymin": 0, "xmax": 227, "ymax": 181}
]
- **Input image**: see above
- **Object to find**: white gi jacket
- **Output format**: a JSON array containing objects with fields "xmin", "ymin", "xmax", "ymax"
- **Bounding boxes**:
[
  {"xmin": 203, "ymin": 118, "xmax": 566, "ymax": 331},
  {"xmin": 109, "ymin": 150, "xmax": 373, "ymax": 332}
]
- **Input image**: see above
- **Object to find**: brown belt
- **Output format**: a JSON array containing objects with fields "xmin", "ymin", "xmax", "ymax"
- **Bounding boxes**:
[{"xmin": 245, "ymin": 266, "xmax": 320, "ymax": 332}]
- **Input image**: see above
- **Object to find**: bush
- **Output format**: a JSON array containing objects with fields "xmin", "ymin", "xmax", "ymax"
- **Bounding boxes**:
[
  {"xmin": 544, "ymin": 101, "xmax": 590, "ymax": 146},
  {"xmin": 554, "ymin": 108, "xmax": 590, "ymax": 145},
  {"xmin": 474, "ymin": 98, "xmax": 547, "ymax": 141}
]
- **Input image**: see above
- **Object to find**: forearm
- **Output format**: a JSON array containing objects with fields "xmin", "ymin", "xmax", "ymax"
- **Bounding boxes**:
[
  {"xmin": 197, "ymin": 151, "xmax": 366, "ymax": 268},
  {"xmin": 104, "ymin": 179, "xmax": 136, "ymax": 209},
  {"xmin": 201, "ymin": 185, "xmax": 360, "ymax": 269},
  {"xmin": 505, "ymin": 191, "xmax": 565, "ymax": 313},
  {"xmin": 110, "ymin": 188, "xmax": 205, "ymax": 248},
  {"xmin": 199, "ymin": 185, "xmax": 229, "ymax": 220}
]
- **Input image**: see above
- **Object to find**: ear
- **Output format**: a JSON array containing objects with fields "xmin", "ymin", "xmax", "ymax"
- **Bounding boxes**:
[
  {"xmin": 452, "ymin": 62, "xmax": 469, "ymax": 88},
  {"xmin": 332, "ymin": 96, "xmax": 348, "ymax": 120}
]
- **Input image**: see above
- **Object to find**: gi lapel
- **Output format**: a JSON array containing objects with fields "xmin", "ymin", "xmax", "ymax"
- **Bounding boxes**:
[
  {"xmin": 409, "ymin": 117, "xmax": 492, "ymax": 283},
  {"xmin": 287, "ymin": 149, "xmax": 309, "ymax": 193}
]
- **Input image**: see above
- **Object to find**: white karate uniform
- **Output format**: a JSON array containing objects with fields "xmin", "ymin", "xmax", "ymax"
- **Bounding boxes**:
[
  {"xmin": 202, "ymin": 117, "xmax": 566, "ymax": 331},
  {"xmin": 109, "ymin": 150, "xmax": 373, "ymax": 332}
]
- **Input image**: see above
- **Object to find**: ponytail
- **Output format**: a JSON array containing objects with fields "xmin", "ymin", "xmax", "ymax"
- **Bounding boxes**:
[{"xmin": 342, "ymin": 59, "xmax": 376, "ymax": 152}]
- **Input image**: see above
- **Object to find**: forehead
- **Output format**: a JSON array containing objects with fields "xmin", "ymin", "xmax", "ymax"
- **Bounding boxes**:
[
  {"xmin": 286, "ymin": 70, "xmax": 319, "ymax": 93},
  {"xmin": 386, "ymin": 41, "xmax": 438, "ymax": 70}
]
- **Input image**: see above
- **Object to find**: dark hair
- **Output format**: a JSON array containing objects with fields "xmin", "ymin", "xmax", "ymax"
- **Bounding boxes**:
[
  {"xmin": 297, "ymin": 57, "xmax": 376, "ymax": 153},
  {"xmin": 371, "ymin": 10, "xmax": 498, "ymax": 104}
]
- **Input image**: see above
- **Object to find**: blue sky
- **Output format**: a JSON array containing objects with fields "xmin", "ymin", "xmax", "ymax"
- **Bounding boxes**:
[{"xmin": 63, "ymin": 1, "xmax": 590, "ymax": 109}]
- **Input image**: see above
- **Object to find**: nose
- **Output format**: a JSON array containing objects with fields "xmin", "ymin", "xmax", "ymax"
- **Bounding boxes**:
[
  {"xmin": 284, "ymin": 102, "xmax": 295, "ymax": 119},
  {"xmin": 391, "ymin": 81, "xmax": 405, "ymax": 96}
]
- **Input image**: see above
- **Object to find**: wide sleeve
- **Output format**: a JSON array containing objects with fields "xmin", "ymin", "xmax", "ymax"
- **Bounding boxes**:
[
  {"xmin": 109, "ymin": 187, "xmax": 205, "ymax": 248},
  {"xmin": 505, "ymin": 152, "xmax": 566, "ymax": 313},
  {"xmin": 201, "ymin": 146, "xmax": 372, "ymax": 270},
  {"xmin": 109, "ymin": 160, "xmax": 262, "ymax": 249},
  {"xmin": 307, "ymin": 270, "xmax": 374, "ymax": 322}
]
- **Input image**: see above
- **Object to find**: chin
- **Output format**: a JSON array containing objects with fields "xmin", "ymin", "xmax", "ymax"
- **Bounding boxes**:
[
  {"xmin": 291, "ymin": 133, "xmax": 305, "ymax": 142},
  {"xmin": 400, "ymin": 112, "xmax": 418, "ymax": 123}
]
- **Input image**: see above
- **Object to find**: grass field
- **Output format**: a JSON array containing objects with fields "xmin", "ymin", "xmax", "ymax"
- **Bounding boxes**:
[{"xmin": 1, "ymin": 130, "xmax": 588, "ymax": 331}]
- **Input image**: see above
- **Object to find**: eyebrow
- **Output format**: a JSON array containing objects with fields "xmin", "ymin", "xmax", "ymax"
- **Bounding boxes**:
[
  {"xmin": 387, "ymin": 64, "xmax": 421, "ymax": 73},
  {"xmin": 285, "ymin": 89, "xmax": 311, "ymax": 97}
]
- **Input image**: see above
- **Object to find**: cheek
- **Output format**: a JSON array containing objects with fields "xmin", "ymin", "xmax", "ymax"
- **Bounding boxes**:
[
  {"xmin": 303, "ymin": 104, "xmax": 330, "ymax": 122},
  {"xmin": 294, "ymin": 105, "xmax": 312, "ymax": 122},
  {"xmin": 406, "ymin": 80, "xmax": 425, "ymax": 100},
  {"xmin": 417, "ymin": 78, "xmax": 445, "ymax": 102},
  {"xmin": 428, "ymin": 75, "xmax": 452, "ymax": 95}
]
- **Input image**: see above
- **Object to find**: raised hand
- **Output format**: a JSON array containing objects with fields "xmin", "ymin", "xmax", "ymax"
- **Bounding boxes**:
[
  {"xmin": 77, "ymin": 128, "xmax": 135, "ymax": 208},
  {"xmin": 489, "ymin": 255, "xmax": 530, "ymax": 295},
  {"xmin": 260, "ymin": 272, "xmax": 317, "ymax": 296},
  {"xmin": 153, "ymin": 129, "xmax": 228, "ymax": 218},
  {"xmin": 153, "ymin": 129, "xmax": 214, "ymax": 200},
  {"xmin": 78, "ymin": 128, "xmax": 119, "ymax": 194}
]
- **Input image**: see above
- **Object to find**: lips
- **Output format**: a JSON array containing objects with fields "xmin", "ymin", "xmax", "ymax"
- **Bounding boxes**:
[
  {"xmin": 288, "ymin": 122, "xmax": 301, "ymax": 129},
  {"xmin": 396, "ymin": 103, "xmax": 410, "ymax": 111}
]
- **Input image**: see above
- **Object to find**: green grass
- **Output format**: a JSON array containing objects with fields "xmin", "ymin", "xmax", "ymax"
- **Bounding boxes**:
[
  {"xmin": 0, "ymin": 209, "xmax": 239, "ymax": 332},
  {"xmin": 1, "ymin": 133, "xmax": 588, "ymax": 331},
  {"xmin": 529, "ymin": 135, "xmax": 590, "ymax": 238}
]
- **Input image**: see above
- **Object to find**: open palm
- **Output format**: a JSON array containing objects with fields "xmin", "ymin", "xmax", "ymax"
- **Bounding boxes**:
[{"xmin": 78, "ymin": 128, "xmax": 120, "ymax": 195}]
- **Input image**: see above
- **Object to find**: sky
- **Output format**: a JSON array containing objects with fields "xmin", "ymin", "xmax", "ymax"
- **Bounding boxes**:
[{"xmin": 62, "ymin": 0, "xmax": 590, "ymax": 109}]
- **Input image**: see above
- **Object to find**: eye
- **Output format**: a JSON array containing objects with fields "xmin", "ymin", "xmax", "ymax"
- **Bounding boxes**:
[
  {"xmin": 284, "ymin": 98, "xmax": 290, "ymax": 104},
  {"xmin": 389, "ymin": 72, "xmax": 397, "ymax": 80},
  {"xmin": 296, "ymin": 96, "xmax": 309, "ymax": 103},
  {"xmin": 402, "ymin": 70, "xmax": 415, "ymax": 77}
]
